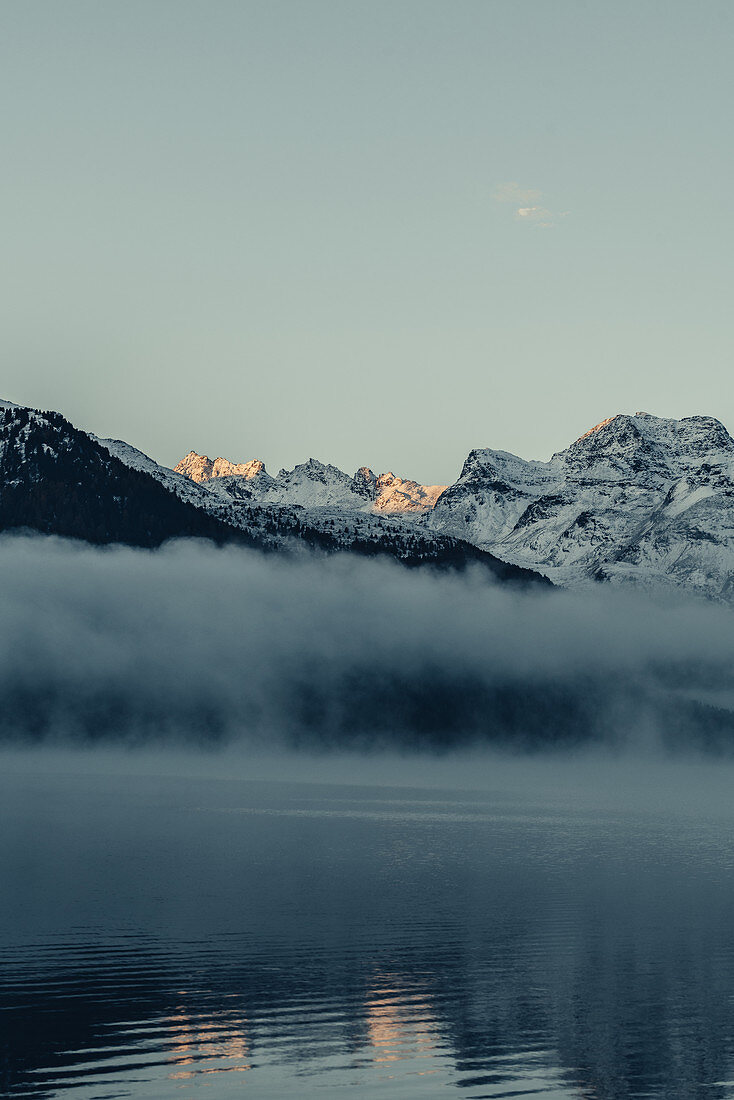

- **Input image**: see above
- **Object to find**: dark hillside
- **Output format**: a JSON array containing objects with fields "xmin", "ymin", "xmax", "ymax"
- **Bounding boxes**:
[{"xmin": 0, "ymin": 406, "xmax": 261, "ymax": 548}]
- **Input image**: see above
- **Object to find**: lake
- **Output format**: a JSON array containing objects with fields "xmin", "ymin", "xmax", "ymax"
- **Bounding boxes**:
[{"xmin": 2, "ymin": 755, "xmax": 734, "ymax": 1098}]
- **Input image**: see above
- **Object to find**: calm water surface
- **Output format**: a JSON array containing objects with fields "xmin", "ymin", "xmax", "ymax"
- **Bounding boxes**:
[{"xmin": 2, "ymin": 763, "xmax": 734, "ymax": 1098}]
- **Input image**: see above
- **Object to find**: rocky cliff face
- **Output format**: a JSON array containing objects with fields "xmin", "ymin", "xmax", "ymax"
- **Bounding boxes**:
[
  {"xmin": 428, "ymin": 413, "xmax": 734, "ymax": 601},
  {"xmin": 174, "ymin": 451, "xmax": 266, "ymax": 483}
]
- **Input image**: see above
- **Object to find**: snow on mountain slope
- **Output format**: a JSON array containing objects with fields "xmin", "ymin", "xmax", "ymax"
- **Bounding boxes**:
[
  {"xmin": 173, "ymin": 450, "xmax": 447, "ymax": 516},
  {"xmin": 84, "ymin": 426, "xmax": 542, "ymax": 585},
  {"xmin": 265, "ymin": 459, "xmax": 371, "ymax": 509},
  {"xmin": 22, "ymin": 402, "xmax": 734, "ymax": 601},
  {"xmin": 0, "ymin": 400, "xmax": 55, "ymax": 470},
  {"xmin": 168, "ymin": 415, "xmax": 734, "ymax": 600},
  {"xmin": 429, "ymin": 412, "xmax": 734, "ymax": 600},
  {"xmin": 93, "ymin": 436, "xmax": 217, "ymax": 508},
  {"xmin": 95, "ymin": 439, "xmax": 381, "ymax": 539},
  {"xmin": 369, "ymin": 470, "xmax": 447, "ymax": 513}
]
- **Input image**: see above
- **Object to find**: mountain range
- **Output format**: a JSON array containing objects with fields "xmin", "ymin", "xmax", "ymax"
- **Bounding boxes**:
[
  {"xmin": 173, "ymin": 410, "xmax": 734, "ymax": 602},
  {"xmin": 2, "ymin": 398, "xmax": 734, "ymax": 601},
  {"xmin": 0, "ymin": 399, "xmax": 542, "ymax": 588}
]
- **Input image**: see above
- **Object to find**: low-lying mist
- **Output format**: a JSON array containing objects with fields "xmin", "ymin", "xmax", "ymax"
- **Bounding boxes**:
[{"xmin": 2, "ymin": 534, "xmax": 734, "ymax": 754}]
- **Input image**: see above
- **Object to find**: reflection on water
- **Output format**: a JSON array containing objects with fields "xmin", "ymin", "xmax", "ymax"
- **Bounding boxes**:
[
  {"xmin": 3, "ymin": 767, "xmax": 734, "ymax": 1097},
  {"xmin": 365, "ymin": 980, "xmax": 439, "ymax": 1068}
]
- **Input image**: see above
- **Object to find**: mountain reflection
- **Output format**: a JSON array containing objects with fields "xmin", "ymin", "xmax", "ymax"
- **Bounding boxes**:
[{"xmin": 3, "ymin": 769, "xmax": 734, "ymax": 1098}]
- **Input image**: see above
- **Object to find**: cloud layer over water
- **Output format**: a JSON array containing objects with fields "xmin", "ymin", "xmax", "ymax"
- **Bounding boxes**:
[{"xmin": 1, "ymin": 535, "xmax": 734, "ymax": 752}]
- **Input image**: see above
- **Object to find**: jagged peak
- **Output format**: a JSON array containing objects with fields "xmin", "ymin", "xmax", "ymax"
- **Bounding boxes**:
[
  {"xmin": 283, "ymin": 458, "xmax": 350, "ymax": 479},
  {"xmin": 352, "ymin": 467, "xmax": 377, "ymax": 500},
  {"xmin": 211, "ymin": 456, "xmax": 265, "ymax": 479},
  {"xmin": 174, "ymin": 450, "xmax": 267, "ymax": 483}
]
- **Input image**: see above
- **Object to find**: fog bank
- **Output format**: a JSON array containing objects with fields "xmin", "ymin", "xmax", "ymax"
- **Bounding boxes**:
[{"xmin": 1, "ymin": 535, "xmax": 734, "ymax": 753}]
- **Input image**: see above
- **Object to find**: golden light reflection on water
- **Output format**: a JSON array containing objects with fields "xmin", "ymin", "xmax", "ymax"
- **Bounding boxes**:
[
  {"xmin": 365, "ymin": 977, "xmax": 440, "ymax": 1067},
  {"xmin": 165, "ymin": 1005, "xmax": 252, "ymax": 1080}
]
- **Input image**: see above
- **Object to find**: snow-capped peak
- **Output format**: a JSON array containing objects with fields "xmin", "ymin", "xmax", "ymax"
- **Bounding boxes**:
[
  {"xmin": 429, "ymin": 410, "xmax": 734, "ymax": 602},
  {"xmin": 556, "ymin": 412, "xmax": 734, "ymax": 477}
]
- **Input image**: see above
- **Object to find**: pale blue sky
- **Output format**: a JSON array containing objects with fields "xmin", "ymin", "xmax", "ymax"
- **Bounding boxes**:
[{"xmin": 1, "ymin": 1, "xmax": 732, "ymax": 482}]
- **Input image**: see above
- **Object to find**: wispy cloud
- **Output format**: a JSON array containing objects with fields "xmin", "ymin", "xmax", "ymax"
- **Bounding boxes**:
[
  {"xmin": 493, "ymin": 182, "xmax": 542, "ymax": 205},
  {"xmin": 494, "ymin": 182, "xmax": 566, "ymax": 229},
  {"xmin": 516, "ymin": 205, "xmax": 555, "ymax": 228}
]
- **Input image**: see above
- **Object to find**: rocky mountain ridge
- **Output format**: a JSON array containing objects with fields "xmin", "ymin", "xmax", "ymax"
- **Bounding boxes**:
[
  {"xmin": 174, "ymin": 450, "xmax": 447, "ymax": 515},
  {"xmin": 172, "ymin": 411, "xmax": 734, "ymax": 602},
  {"xmin": 4, "ymin": 398, "xmax": 734, "ymax": 601},
  {"xmin": 0, "ymin": 401, "xmax": 543, "ymax": 587},
  {"xmin": 428, "ymin": 412, "xmax": 734, "ymax": 601},
  {"xmin": 175, "ymin": 451, "xmax": 266, "ymax": 483}
]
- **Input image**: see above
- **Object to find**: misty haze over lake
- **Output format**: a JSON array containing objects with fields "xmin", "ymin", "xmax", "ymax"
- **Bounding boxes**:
[
  {"xmin": 4, "ymin": 536, "xmax": 734, "ymax": 1097},
  {"xmin": 2, "ymin": 533, "xmax": 734, "ymax": 753}
]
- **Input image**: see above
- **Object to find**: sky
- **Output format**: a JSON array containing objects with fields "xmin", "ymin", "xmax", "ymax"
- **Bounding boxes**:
[{"xmin": 1, "ymin": 0, "xmax": 732, "ymax": 484}]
